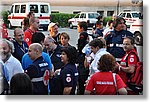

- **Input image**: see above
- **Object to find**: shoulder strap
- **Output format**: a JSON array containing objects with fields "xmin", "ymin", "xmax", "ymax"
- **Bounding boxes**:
[{"xmin": 112, "ymin": 73, "xmax": 118, "ymax": 93}]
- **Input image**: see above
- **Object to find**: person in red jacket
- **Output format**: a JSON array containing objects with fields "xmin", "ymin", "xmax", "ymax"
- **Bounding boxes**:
[
  {"xmin": 85, "ymin": 54, "xmax": 127, "ymax": 95},
  {"xmin": 117, "ymin": 36, "xmax": 140, "ymax": 95},
  {"xmin": 24, "ymin": 17, "xmax": 39, "ymax": 46}
]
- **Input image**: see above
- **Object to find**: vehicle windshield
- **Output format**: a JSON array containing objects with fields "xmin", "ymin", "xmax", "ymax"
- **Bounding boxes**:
[
  {"xmin": 74, "ymin": 14, "xmax": 80, "ymax": 18},
  {"xmin": 40, "ymin": 5, "xmax": 49, "ymax": 13},
  {"xmin": 88, "ymin": 13, "xmax": 99, "ymax": 18},
  {"xmin": 132, "ymin": 13, "xmax": 140, "ymax": 18}
]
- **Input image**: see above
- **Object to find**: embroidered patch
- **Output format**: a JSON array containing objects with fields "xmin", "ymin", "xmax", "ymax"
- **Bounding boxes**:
[
  {"xmin": 130, "ymin": 58, "xmax": 134, "ymax": 62},
  {"xmin": 26, "ymin": 38, "xmax": 29, "ymax": 42},
  {"xmin": 66, "ymin": 77, "xmax": 71, "ymax": 82},
  {"xmin": 43, "ymin": 70, "xmax": 49, "ymax": 86}
]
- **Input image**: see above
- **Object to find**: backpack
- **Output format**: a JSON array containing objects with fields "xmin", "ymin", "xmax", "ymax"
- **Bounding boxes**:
[{"xmin": 126, "ymin": 52, "xmax": 143, "ymax": 94}]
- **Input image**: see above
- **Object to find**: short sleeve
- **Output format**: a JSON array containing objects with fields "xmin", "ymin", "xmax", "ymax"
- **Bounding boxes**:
[{"xmin": 61, "ymin": 68, "xmax": 74, "ymax": 87}]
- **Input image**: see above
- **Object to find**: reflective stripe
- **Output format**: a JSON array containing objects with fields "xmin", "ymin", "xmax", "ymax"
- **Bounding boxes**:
[
  {"xmin": 109, "ymin": 44, "xmax": 114, "ymax": 47},
  {"xmin": 116, "ymin": 44, "xmax": 123, "ymax": 47},
  {"xmin": 116, "ymin": 58, "xmax": 122, "ymax": 61},
  {"xmin": 31, "ymin": 77, "xmax": 43, "ymax": 82},
  {"xmin": 74, "ymin": 72, "xmax": 78, "ymax": 76},
  {"xmin": 109, "ymin": 44, "xmax": 123, "ymax": 47}
]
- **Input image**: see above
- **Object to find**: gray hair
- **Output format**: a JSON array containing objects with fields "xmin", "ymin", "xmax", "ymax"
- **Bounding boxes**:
[
  {"xmin": 45, "ymin": 36, "xmax": 56, "ymax": 43},
  {"xmin": 0, "ymin": 39, "xmax": 14, "ymax": 53}
]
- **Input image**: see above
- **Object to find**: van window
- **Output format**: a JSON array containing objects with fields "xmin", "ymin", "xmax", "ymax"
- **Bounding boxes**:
[
  {"xmin": 75, "ymin": 14, "xmax": 80, "ymax": 18},
  {"xmin": 10, "ymin": 5, "xmax": 14, "ymax": 13},
  {"xmin": 30, "ymin": 5, "xmax": 38, "ymax": 13},
  {"xmin": 21, "ymin": 5, "xmax": 26, "ymax": 13},
  {"xmin": 88, "ymin": 13, "xmax": 99, "ymax": 18},
  {"xmin": 119, "ymin": 13, "xmax": 126, "ymax": 17},
  {"xmin": 80, "ymin": 13, "xmax": 85, "ymax": 18},
  {"xmin": 15, "ymin": 5, "xmax": 20, "ymax": 13},
  {"xmin": 132, "ymin": 13, "xmax": 140, "ymax": 18},
  {"xmin": 40, "ymin": 5, "xmax": 48, "ymax": 13},
  {"xmin": 127, "ymin": 13, "xmax": 132, "ymax": 18}
]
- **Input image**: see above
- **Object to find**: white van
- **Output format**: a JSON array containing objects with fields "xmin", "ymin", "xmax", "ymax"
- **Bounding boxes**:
[
  {"xmin": 8, "ymin": 2, "xmax": 51, "ymax": 31},
  {"xmin": 118, "ymin": 11, "xmax": 141, "ymax": 27},
  {"xmin": 68, "ymin": 12, "xmax": 100, "ymax": 29}
]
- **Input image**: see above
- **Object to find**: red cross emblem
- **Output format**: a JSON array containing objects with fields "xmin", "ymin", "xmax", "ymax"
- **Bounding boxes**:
[{"xmin": 43, "ymin": 70, "xmax": 49, "ymax": 86}]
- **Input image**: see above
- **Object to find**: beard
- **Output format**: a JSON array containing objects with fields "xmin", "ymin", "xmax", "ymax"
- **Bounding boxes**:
[{"xmin": 0, "ymin": 52, "xmax": 10, "ymax": 62}]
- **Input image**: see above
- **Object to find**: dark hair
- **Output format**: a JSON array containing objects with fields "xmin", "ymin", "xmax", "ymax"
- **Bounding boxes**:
[
  {"xmin": 89, "ymin": 38, "xmax": 105, "ymax": 48},
  {"xmin": 31, "ymin": 32, "xmax": 45, "ymax": 44},
  {"xmin": 78, "ymin": 21, "xmax": 88, "ymax": 31},
  {"xmin": 96, "ymin": 20, "xmax": 103, "ymax": 26},
  {"xmin": 108, "ymin": 20, "xmax": 113, "ymax": 26},
  {"xmin": 124, "ymin": 36, "xmax": 135, "ymax": 45},
  {"xmin": 59, "ymin": 32, "xmax": 70, "ymax": 40},
  {"xmin": 61, "ymin": 46, "xmax": 77, "ymax": 64},
  {"xmin": 77, "ymin": 32, "xmax": 88, "ymax": 53},
  {"xmin": 98, "ymin": 54, "xmax": 116, "ymax": 72},
  {"xmin": 96, "ymin": 15, "xmax": 103, "ymax": 21},
  {"xmin": 113, "ymin": 17, "xmax": 126, "ymax": 28},
  {"xmin": 27, "ymin": 11, "xmax": 34, "ymax": 18},
  {"xmin": 10, "ymin": 73, "xmax": 33, "ymax": 95},
  {"xmin": 23, "ymin": 17, "xmax": 29, "ymax": 26}
]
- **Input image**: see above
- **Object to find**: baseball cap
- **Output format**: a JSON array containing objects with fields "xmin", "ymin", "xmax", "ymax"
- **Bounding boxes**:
[{"xmin": 47, "ymin": 22, "xmax": 56, "ymax": 31}]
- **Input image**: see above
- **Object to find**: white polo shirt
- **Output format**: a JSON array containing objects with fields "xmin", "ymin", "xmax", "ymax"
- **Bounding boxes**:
[
  {"xmin": 4, "ymin": 55, "xmax": 24, "ymax": 81},
  {"xmin": 89, "ymin": 48, "xmax": 110, "ymax": 75}
]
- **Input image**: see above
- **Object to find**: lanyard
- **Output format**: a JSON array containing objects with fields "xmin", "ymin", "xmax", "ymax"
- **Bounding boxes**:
[{"xmin": 17, "ymin": 43, "xmax": 27, "ymax": 54}]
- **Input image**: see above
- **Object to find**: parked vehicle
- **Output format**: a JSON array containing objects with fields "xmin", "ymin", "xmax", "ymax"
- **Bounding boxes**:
[
  {"xmin": 118, "ymin": 11, "xmax": 141, "ymax": 27},
  {"xmin": 130, "ymin": 17, "xmax": 143, "ymax": 46},
  {"xmin": 68, "ymin": 12, "xmax": 100, "ymax": 29},
  {"xmin": 7, "ymin": 2, "xmax": 51, "ymax": 31}
]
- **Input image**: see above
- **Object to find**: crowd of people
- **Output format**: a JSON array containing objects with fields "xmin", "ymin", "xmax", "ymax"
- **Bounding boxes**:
[{"xmin": 0, "ymin": 11, "xmax": 143, "ymax": 95}]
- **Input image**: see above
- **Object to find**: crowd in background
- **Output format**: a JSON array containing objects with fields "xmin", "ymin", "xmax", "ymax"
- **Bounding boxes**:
[{"xmin": 0, "ymin": 11, "xmax": 143, "ymax": 95}]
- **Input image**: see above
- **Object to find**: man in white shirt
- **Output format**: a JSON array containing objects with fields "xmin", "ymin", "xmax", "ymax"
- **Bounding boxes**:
[
  {"xmin": 0, "ymin": 39, "xmax": 24, "ymax": 82},
  {"xmin": 84, "ymin": 38, "xmax": 110, "ymax": 76}
]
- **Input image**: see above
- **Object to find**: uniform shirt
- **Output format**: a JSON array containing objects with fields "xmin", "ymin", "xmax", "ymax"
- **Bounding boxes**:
[
  {"xmin": 4, "ymin": 55, "xmax": 24, "ymax": 81},
  {"xmin": 52, "ymin": 33, "xmax": 60, "ymax": 44},
  {"xmin": 22, "ymin": 52, "xmax": 52, "ymax": 71},
  {"xmin": 48, "ymin": 45, "xmax": 64, "ymax": 71},
  {"xmin": 89, "ymin": 48, "xmax": 110, "ymax": 75},
  {"xmin": 53, "ymin": 63, "xmax": 78, "ymax": 95},
  {"xmin": 12, "ymin": 39, "xmax": 28, "ymax": 62},
  {"xmin": 24, "ymin": 28, "xmax": 35, "ymax": 46},
  {"xmin": 85, "ymin": 72, "xmax": 126, "ymax": 95},
  {"xmin": 26, "ymin": 56, "xmax": 50, "ymax": 95},
  {"xmin": 105, "ymin": 30, "xmax": 133, "ymax": 59},
  {"xmin": 94, "ymin": 28, "xmax": 103, "ymax": 37},
  {"xmin": 118, "ymin": 48, "xmax": 138, "ymax": 84}
]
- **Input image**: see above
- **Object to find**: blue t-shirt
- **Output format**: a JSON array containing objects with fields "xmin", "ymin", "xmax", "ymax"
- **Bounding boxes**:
[{"xmin": 22, "ymin": 52, "xmax": 52, "ymax": 70}]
